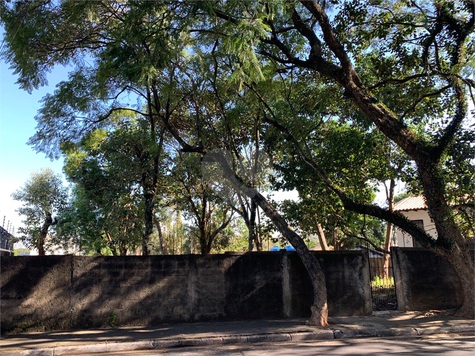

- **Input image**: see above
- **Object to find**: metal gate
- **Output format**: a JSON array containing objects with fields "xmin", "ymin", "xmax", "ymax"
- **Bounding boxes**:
[{"xmin": 369, "ymin": 254, "xmax": 397, "ymax": 311}]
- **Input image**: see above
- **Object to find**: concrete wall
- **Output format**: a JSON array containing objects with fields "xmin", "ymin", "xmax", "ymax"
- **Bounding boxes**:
[
  {"xmin": 0, "ymin": 256, "xmax": 73, "ymax": 331},
  {"xmin": 391, "ymin": 248, "xmax": 463, "ymax": 311},
  {"xmin": 1, "ymin": 251, "xmax": 371, "ymax": 333}
]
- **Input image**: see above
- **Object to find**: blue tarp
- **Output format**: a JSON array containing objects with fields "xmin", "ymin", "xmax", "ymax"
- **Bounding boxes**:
[{"xmin": 269, "ymin": 246, "xmax": 295, "ymax": 251}]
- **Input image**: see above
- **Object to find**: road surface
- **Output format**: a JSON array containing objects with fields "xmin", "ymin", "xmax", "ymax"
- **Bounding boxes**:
[{"xmin": 77, "ymin": 333, "xmax": 475, "ymax": 355}]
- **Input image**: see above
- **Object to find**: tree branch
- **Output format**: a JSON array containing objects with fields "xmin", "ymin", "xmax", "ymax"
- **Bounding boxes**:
[
  {"xmin": 369, "ymin": 74, "xmax": 430, "ymax": 90},
  {"xmin": 431, "ymin": 80, "xmax": 467, "ymax": 160},
  {"xmin": 401, "ymin": 85, "xmax": 451, "ymax": 119}
]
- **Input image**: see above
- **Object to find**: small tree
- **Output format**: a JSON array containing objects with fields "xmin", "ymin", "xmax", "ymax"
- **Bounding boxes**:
[
  {"xmin": 172, "ymin": 153, "xmax": 234, "ymax": 254},
  {"xmin": 12, "ymin": 168, "xmax": 68, "ymax": 255}
]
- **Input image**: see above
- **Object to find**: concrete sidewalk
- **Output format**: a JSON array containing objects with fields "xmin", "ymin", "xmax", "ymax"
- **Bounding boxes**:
[{"xmin": 1, "ymin": 311, "xmax": 474, "ymax": 355}]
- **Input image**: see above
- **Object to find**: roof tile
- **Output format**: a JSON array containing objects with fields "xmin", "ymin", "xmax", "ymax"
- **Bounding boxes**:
[{"xmin": 393, "ymin": 196, "xmax": 427, "ymax": 211}]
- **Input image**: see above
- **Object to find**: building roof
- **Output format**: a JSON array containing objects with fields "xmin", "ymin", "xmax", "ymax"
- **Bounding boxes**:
[
  {"xmin": 0, "ymin": 225, "xmax": 14, "ymax": 239},
  {"xmin": 393, "ymin": 196, "xmax": 427, "ymax": 212}
]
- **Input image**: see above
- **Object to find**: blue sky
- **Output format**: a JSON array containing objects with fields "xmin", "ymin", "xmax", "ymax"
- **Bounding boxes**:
[{"xmin": 0, "ymin": 57, "xmax": 69, "ymax": 233}]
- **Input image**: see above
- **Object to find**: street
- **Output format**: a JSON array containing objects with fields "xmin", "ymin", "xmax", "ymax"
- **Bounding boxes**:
[{"xmin": 78, "ymin": 333, "xmax": 475, "ymax": 356}]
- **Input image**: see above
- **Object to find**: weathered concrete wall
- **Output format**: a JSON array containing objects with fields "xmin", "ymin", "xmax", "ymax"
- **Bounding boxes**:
[
  {"xmin": 1, "ymin": 251, "xmax": 371, "ymax": 333},
  {"xmin": 0, "ymin": 256, "xmax": 73, "ymax": 331},
  {"xmin": 286, "ymin": 252, "xmax": 372, "ymax": 317},
  {"xmin": 391, "ymin": 248, "xmax": 463, "ymax": 311}
]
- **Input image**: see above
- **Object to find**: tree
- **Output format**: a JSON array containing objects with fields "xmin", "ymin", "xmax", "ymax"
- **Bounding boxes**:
[
  {"xmin": 56, "ymin": 186, "xmax": 115, "ymax": 256},
  {"xmin": 0, "ymin": 0, "xmax": 345, "ymax": 326},
  {"xmin": 95, "ymin": 115, "xmax": 170, "ymax": 255},
  {"xmin": 12, "ymin": 168, "xmax": 68, "ymax": 255},
  {"xmin": 198, "ymin": 55, "xmax": 272, "ymax": 252},
  {"xmin": 1, "ymin": 0, "xmax": 187, "ymax": 255},
  {"xmin": 62, "ymin": 129, "xmax": 144, "ymax": 256},
  {"xmin": 172, "ymin": 153, "xmax": 234, "ymax": 254},
  {"xmin": 181, "ymin": 44, "xmax": 330, "ymax": 324}
]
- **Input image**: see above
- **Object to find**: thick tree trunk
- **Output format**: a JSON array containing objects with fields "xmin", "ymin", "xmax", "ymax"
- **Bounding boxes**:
[
  {"xmin": 445, "ymin": 247, "xmax": 475, "ymax": 318},
  {"xmin": 336, "ymin": 48, "xmax": 474, "ymax": 313},
  {"xmin": 415, "ymin": 160, "xmax": 474, "ymax": 317}
]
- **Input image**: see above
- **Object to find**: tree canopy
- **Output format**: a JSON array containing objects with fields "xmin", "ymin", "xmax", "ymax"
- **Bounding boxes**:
[{"xmin": 12, "ymin": 168, "xmax": 68, "ymax": 255}]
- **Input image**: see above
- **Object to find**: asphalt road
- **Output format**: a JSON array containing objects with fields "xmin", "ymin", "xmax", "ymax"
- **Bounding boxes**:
[{"xmin": 76, "ymin": 333, "xmax": 475, "ymax": 356}]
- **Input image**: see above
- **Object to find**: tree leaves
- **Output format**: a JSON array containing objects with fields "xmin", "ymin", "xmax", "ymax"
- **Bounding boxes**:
[{"xmin": 11, "ymin": 168, "xmax": 68, "ymax": 252}]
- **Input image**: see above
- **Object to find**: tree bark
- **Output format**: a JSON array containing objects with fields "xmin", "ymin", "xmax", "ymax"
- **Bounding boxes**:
[
  {"xmin": 248, "ymin": 199, "xmax": 258, "ymax": 251},
  {"xmin": 199, "ymin": 222, "xmax": 209, "ymax": 255},
  {"xmin": 38, "ymin": 212, "xmax": 54, "ymax": 256},
  {"xmin": 142, "ymin": 191, "xmax": 155, "ymax": 256},
  {"xmin": 383, "ymin": 179, "xmax": 395, "ymax": 278},
  {"xmin": 140, "ymin": 101, "xmax": 164, "ymax": 256},
  {"xmin": 315, "ymin": 222, "xmax": 329, "ymax": 251},
  {"xmin": 251, "ymin": 185, "xmax": 328, "ymax": 326},
  {"xmin": 445, "ymin": 246, "xmax": 475, "ymax": 318},
  {"xmin": 155, "ymin": 219, "xmax": 167, "ymax": 255}
]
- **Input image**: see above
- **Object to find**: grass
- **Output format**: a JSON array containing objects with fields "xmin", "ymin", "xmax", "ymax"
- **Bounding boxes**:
[{"xmin": 372, "ymin": 276, "xmax": 394, "ymax": 288}]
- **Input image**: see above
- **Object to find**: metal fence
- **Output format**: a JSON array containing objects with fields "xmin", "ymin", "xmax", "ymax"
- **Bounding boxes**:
[{"xmin": 369, "ymin": 256, "xmax": 397, "ymax": 311}]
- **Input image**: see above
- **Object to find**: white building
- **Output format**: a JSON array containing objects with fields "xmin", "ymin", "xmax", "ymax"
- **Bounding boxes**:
[{"xmin": 393, "ymin": 196, "xmax": 438, "ymax": 247}]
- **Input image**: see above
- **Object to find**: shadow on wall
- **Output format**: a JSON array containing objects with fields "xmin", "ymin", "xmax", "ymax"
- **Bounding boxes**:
[
  {"xmin": 1, "ymin": 251, "xmax": 372, "ymax": 333},
  {"xmin": 391, "ymin": 248, "xmax": 464, "ymax": 311},
  {"xmin": 0, "ymin": 256, "xmax": 72, "ymax": 333}
]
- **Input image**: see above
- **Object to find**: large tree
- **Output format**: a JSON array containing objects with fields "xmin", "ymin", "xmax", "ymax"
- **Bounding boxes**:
[
  {"xmin": 61, "ymin": 124, "xmax": 162, "ymax": 256},
  {"xmin": 12, "ymin": 168, "xmax": 68, "ymax": 255}
]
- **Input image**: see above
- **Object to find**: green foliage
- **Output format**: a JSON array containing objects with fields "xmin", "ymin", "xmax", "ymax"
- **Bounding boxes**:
[
  {"xmin": 2, "ymin": 0, "xmax": 473, "ymax": 258},
  {"xmin": 394, "ymin": 192, "xmax": 411, "ymax": 203},
  {"xmin": 372, "ymin": 276, "xmax": 394, "ymax": 289},
  {"xmin": 171, "ymin": 153, "xmax": 236, "ymax": 254},
  {"xmin": 59, "ymin": 120, "xmax": 158, "ymax": 255},
  {"xmin": 108, "ymin": 312, "xmax": 118, "ymax": 327},
  {"xmin": 11, "ymin": 168, "xmax": 68, "ymax": 252}
]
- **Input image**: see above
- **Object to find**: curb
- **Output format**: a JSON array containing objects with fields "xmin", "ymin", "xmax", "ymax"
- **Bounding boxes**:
[{"xmin": 1, "ymin": 325, "xmax": 474, "ymax": 356}]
